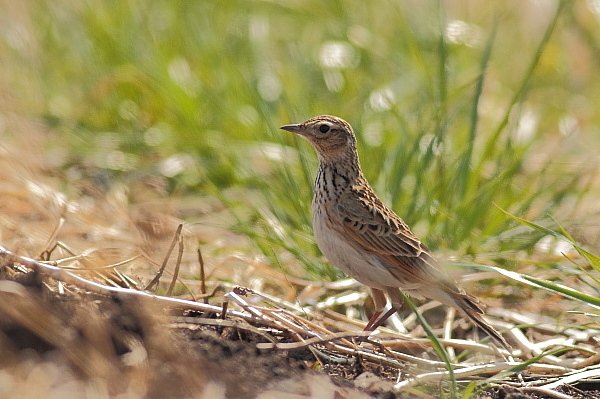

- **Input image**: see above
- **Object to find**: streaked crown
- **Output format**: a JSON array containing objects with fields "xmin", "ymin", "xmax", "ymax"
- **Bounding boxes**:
[{"xmin": 280, "ymin": 115, "xmax": 358, "ymax": 163}]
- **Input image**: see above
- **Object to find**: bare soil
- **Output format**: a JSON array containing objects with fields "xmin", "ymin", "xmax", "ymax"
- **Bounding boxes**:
[{"xmin": 1, "ymin": 263, "xmax": 599, "ymax": 398}]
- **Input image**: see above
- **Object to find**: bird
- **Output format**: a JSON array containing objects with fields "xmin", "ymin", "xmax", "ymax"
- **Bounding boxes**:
[{"xmin": 280, "ymin": 115, "xmax": 510, "ymax": 349}]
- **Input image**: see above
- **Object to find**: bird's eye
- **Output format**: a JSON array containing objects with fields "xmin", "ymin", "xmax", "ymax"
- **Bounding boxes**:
[{"xmin": 319, "ymin": 124, "xmax": 330, "ymax": 134}]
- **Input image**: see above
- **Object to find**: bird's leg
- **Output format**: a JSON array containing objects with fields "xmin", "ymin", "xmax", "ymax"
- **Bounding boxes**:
[
  {"xmin": 365, "ymin": 308, "xmax": 398, "ymax": 331},
  {"xmin": 364, "ymin": 288, "xmax": 387, "ymax": 331},
  {"xmin": 365, "ymin": 288, "xmax": 405, "ymax": 331}
]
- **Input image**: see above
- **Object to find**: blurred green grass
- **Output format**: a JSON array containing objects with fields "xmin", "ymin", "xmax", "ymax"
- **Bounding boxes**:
[{"xmin": 1, "ymin": 0, "xmax": 599, "ymax": 279}]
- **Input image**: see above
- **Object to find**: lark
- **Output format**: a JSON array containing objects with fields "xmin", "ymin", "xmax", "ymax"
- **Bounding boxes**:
[{"xmin": 281, "ymin": 115, "xmax": 509, "ymax": 349}]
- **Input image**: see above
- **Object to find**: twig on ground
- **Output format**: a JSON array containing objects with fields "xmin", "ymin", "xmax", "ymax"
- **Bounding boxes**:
[
  {"xmin": 166, "ymin": 230, "xmax": 184, "ymax": 296},
  {"xmin": 0, "ymin": 245, "xmax": 250, "ymax": 321},
  {"xmin": 145, "ymin": 223, "xmax": 182, "ymax": 291},
  {"xmin": 537, "ymin": 365, "xmax": 600, "ymax": 389},
  {"xmin": 255, "ymin": 331, "xmax": 373, "ymax": 350},
  {"xmin": 393, "ymin": 362, "xmax": 574, "ymax": 391},
  {"xmin": 39, "ymin": 217, "xmax": 65, "ymax": 261},
  {"xmin": 198, "ymin": 246, "xmax": 207, "ymax": 303},
  {"xmin": 520, "ymin": 386, "xmax": 574, "ymax": 399}
]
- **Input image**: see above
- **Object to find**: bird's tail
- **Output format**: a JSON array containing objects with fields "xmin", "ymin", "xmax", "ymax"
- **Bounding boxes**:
[{"xmin": 457, "ymin": 293, "xmax": 511, "ymax": 351}]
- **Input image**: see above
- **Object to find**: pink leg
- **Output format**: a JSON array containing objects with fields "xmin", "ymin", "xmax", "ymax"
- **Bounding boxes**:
[
  {"xmin": 364, "ymin": 288, "xmax": 387, "ymax": 331},
  {"xmin": 365, "ymin": 288, "xmax": 405, "ymax": 331},
  {"xmin": 365, "ymin": 310, "xmax": 382, "ymax": 331},
  {"xmin": 365, "ymin": 307, "xmax": 398, "ymax": 331}
]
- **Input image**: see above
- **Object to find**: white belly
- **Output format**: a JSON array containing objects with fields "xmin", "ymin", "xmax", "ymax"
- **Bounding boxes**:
[{"xmin": 312, "ymin": 209, "xmax": 397, "ymax": 289}]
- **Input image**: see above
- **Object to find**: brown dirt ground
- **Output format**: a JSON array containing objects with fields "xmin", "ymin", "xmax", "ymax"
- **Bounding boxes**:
[{"xmin": 1, "ymin": 263, "xmax": 599, "ymax": 399}]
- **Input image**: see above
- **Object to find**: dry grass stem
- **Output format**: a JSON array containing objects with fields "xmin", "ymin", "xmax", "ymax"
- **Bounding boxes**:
[
  {"xmin": 1, "ymin": 233, "xmax": 598, "ymax": 398},
  {"xmin": 145, "ymin": 223, "xmax": 183, "ymax": 292},
  {"xmin": 165, "ymin": 231, "xmax": 184, "ymax": 296}
]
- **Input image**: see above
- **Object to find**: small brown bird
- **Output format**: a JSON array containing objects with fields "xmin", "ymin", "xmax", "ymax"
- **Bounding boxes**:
[{"xmin": 281, "ymin": 115, "xmax": 509, "ymax": 349}]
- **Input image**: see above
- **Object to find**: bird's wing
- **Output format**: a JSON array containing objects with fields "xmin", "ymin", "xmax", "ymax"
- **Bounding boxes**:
[
  {"xmin": 330, "ymin": 192, "xmax": 457, "ymax": 289},
  {"xmin": 332, "ymin": 192, "xmax": 427, "ymax": 257}
]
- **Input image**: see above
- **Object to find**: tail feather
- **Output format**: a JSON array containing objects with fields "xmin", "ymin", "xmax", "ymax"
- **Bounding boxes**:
[
  {"xmin": 459, "ymin": 294, "xmax": 511, "ymax": 351},
  {"xmin": 398, "ymin": 282, "xmax": 512, "ymax": 350}
]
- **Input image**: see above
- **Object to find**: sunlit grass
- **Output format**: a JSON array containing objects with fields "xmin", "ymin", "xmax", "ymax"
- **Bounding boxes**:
[
  {"xmin": 489, "ymin": 207, "xmax": 600, "ymax": 308},
  {"xmin": 2, "ymin": 0, "xmax": 597, "ymax": 283}
]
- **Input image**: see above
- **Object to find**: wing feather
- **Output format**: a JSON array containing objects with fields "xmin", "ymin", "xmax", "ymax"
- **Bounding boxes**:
[
  {"xmin": 332, "ymin": 193, "xmax": 426, "ymax": 257},
  {"xmin": 329, "ymin": 191, "xmax": 459, "ymax": 292}
]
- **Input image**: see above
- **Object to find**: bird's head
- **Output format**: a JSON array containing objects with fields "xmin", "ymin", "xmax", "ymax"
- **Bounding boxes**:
[{"xmin": 280, "ymin": 115, "xmax": 358, "ymax": 163}]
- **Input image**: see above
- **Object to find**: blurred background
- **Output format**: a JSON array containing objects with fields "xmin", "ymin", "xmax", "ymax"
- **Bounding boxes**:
[
  {"xmin": 1, "ymin": 0, "xmax": 599, "ymax": 288},
  {"xmin": 3, "ymin": 3, "xmax": 600, "ymax": 397}
]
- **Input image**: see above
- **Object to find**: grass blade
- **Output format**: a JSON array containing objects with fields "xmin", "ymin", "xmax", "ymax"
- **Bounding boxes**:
[
  {"xmin": 496, "ymin": 205, "xmax": 600, "ymax": 274},
  {"xmin": 403, "ymin": 294, "xmax": 457, "ymax": 398},
  {"xmin": 473, "ymin": 264, "xmax": 600, "ymax": 309}
]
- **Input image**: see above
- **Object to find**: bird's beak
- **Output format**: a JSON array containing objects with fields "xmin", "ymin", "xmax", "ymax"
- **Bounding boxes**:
[{"xmin": 280, "ymin": 123, "xmax": 303, "ymax": 134}]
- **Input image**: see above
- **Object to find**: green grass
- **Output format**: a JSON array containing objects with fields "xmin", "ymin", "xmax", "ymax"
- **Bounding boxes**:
[
  {"xmin": 3, "ymin": 0, "xmax": 598, "ymax": 276},
  {"xmin": 485, "ymin": 207, "xmax": 600, "ymax": 308}
]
